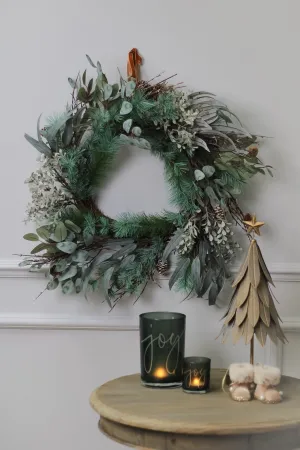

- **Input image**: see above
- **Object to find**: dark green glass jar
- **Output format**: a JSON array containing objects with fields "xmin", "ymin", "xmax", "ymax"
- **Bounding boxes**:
[
  {"xmin": 139, "ymin": 312, "xmax": 186, "ymax": 388},
  {"xmin": 182, "ymin": 357, "xmax": 211, "ymax": 393}
]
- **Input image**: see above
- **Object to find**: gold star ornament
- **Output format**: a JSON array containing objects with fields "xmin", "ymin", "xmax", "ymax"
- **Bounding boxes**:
[{"xmin": 243, "ymin": 214, "xmax": 265, "ymax": 236}]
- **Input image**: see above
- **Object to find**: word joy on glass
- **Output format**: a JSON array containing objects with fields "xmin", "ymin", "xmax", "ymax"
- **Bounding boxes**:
[{"xmin": 141, "ymin": 330, "xmax": 185, "ymax": 375}]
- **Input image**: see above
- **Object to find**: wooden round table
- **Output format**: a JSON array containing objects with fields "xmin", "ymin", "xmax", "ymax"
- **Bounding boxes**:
[{"xmin": 90, "ymin": 369, "xmax": 300, "ymax": 450}]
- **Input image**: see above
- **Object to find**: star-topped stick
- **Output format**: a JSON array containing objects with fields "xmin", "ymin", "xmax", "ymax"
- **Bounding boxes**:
[
  {"xmin": 219, "ymin": 214, "xmax": 287, "ymax": 364},
  {"xmin": 243, "ymin": 214, "xmax": 265, "ymax": 236}
]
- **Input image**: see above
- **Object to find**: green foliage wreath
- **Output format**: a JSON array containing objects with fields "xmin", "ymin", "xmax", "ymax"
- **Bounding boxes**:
[{"xmin": 21, "ymin": 54, "xmax": 271, "ymax": 307}]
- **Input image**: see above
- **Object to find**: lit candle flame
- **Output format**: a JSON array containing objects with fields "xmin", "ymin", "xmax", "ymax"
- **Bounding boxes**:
[
  {"xmin": 190, "ymin": 377, "xmax": 205, "ymax": 387},
  {"xmin": 153, "ymin": 367, "xmax": 168, "ymax": 379}
]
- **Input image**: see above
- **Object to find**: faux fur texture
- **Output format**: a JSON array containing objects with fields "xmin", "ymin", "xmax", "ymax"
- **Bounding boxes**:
[
  {"xmin": 254, "ymin": 365, "xmax": 281, "ymax": 386},
  {"xmin": 229, "ymin": 363, "xmax": 254, "ymax": 383}
]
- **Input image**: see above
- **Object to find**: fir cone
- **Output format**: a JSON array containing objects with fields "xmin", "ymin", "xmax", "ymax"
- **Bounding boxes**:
[
  {"xmin": 214, "ymin": 205, "xmax": 225, "ymax": 221},
  {"xmin": 156, "ymin": 259, "xmax": 168, "ymax": 275}
]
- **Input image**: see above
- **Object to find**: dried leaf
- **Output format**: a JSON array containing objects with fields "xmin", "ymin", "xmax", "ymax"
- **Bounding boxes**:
[
  {"xmin": 259, "ymin": 300, "xmax": 270, "ymax": 327},
  {"xmin": 236, "ymin": 272, "xmax": 251, "ymax": 307},
  {"xmin": 224, "ymin": 295, "xmax": 238, "ymax": 325},
  {"xmin": 255, "ymin": 321, "xmax": 267, "ymax": 347},
  {"xmin": 232, "ymin": 320, "xmax": 246, "ymax": 344},
  {"xmin": 244, "ymin": 318, "xmax": 254, "ymax": 344},
  {"xmin": 275, "ymin": 323, "xmax": 288, "ymax": 344},
  {"xmin": 248, "ymin": 241, "xmax": 260, "ymax": 288},
  {"xmin": 248, "ymin": 285, "xmax": 260, "ymax": 327},
  {"xmin": 267, "ymin": 322, "xmax": 278, "ymax": 345},
  {"xmin": 236, "ymin": 301, "xmax": 248, "ymax": 326},
  {"xmin": 257, "ymin": 244, "xmax": 274, "ymax": 286},
  {"xmin": 232, "ymin": 255, "xmax": 249, "ymax": 287},
  {"xmin": 269, "ymin": 296, "xmax": 281, "ymax": 325},
  {"xmin": 220, "ymin": 287, "xmax": 237, "ymax": 320},
  {"xmin": 257, "ymin": 278, "xmax": 270, "ymax": 307}
]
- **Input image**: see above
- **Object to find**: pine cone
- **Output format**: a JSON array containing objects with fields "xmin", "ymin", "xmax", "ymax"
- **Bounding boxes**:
[
  {"xmin": 214, "ymin": 205, "xmax": 225, "ymax": 221},
  {"xmin": 156, "ymin": 259, "xmax": 168, "ymax": 275}
]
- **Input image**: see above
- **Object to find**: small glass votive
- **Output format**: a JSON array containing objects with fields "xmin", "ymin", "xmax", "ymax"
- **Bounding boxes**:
[
  {"xmin": 182, "ymin": 357, "xmax": 211, "ymax": 394},
  {"xmin": 139, "ymin": 312, "xmax": 186, "ymax": 388}
]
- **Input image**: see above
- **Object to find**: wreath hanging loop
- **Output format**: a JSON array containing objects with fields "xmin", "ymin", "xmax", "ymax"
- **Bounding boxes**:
[{"xmin": 21, "ymin": 49, "xmax": 271, "ymax": 307}]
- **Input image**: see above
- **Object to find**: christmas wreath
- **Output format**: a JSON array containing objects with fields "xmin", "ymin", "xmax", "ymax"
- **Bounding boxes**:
[{"xmin": 21, "ymin": 49, "xmax": 271, "ymax": 307}]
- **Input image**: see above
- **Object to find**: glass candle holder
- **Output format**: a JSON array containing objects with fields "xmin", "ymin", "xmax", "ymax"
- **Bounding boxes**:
[
  {"xmin": 182, "ymin": 357, "xmax": 211, "ymax": 394},
  {"xmin": 139, "ymin": 312, "xmax": 186, "ymax": 388}
]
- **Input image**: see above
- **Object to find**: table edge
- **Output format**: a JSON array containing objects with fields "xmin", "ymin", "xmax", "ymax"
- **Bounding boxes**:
[{"xmin": 89, "ymin": 372, "xmax": 300, "ymax": 436}]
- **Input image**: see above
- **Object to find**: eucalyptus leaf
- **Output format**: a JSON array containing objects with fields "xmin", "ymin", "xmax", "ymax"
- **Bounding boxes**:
[
  {"xmin": 86, "ymin": 54, "xmax": 96, "ymax": 68},
  {"xmin": 103, "ymin": 266, "xmax": 114, "ymax": 307},
  {"xmin": 62, "ymin": 279, "xmax": 75, "ymax": 294},
  {"xmin": 68, "ymin": 77, "xmax": 77, "ymax": 89},
  {"xmin": 97, "ymin": 61, "xmax": 102, "ymax": 75},
  {"xmin": 24, "ymin": 134, "xmax": 52, "ymax": 157},
  {"xmin": 82, "ymin": 252, "xmax": 114, "ymax": 293},
  {"xmin": 66, "ymin": 231, "xmax": 75, "ymax": 241},
  {"xmin": 103, "ymin": 84, "xmax": 113, "ymax": 100},
  {"xmin": 62, "ymin": 118, "xmax": 73, "ymax": 146},
  {"xmin": 112, "ymin": 243, "xmax": 137, "ymax": 259},
  {"xmin": 65, "ymin": 220, "xmax": 81, "ymax": 234},
  {"xmin": 47, "ymin": 279, "xmax": 59, "ymax": 291},
  {"xmin": 54, "ymin": 222, "xmax": 67, "ymax": 242},
  {"xmin": 194, "ymin": 169, "xmax": 205, "ymax": 181},
  {"xmin": 169, "ymin": 258, "xmax": 190, "ymax": 291},
  {"xmin": 75, "ymin": 278, "xmax": 83, "ymax": 293},
  {"xmin": 202, "ymin": 165, "xmax": 215, "ymax": 178},
  {"xmin": 199, "ymin": 240, "xmax": 209, "ymax": 266},
  {"xmin": 23, "ymin": 233, "xmax": 39, "ymax": 241},
  {"xmin": 120, "ymin": 101, "xmax": 133, "ymax": 115},
  {"xmin": 83, "ymin": 229, "xmax": 93, "ymax": 246},
  {"xmin": 55, "ymin": 259, "xmax": 68, "ymax": 272},
  {"xmin": 218, "ymin": 110, "xmax": 232, "ymax": 124},
  {"xmin": 136, "ymin": 138, "xmax": 151, "ymax": 150},
  {"xmin": 205, "ymin": 186, "xmax": 219, "ymax": 206},
  {"xmin": 56, "ymin": 241, "xmax": 77, "ymax": 254},
  {"xmin": 119, "ymin": 254, "xmax": 135, "ymax": 268},
  {"xmin": 19, "ymin": 260, "xmax": 32, "ymax": 267},
  {"xmin": 31, "ymin": 243, "xmax": 49, "ymax": 254},
  {"xmin": 132, "ymin": 126, "xmax": 141, "ymax": 137},
  {"xmin": 162, "ymin": 228, "xmax": 183, "ymax": 262},
  {"xmin": 208, "ymin": 282, "xmax": 219, "ymax": 305},
  {"xmin": 37, "ymin": 113, "xmax": 43, "ymax": 142},
  {"xmin": 87, "ymin": 78, "xmax": 93, "ymax": 93},
  {"xmin": 72, "ymin": 250, "xmax": 88, "ymax": 263},
  {"xmin": 199, "ymin": 270, "xmax": 213, "ymax": 296},
  {"xmin": 123, "ymin": 118, "xmax": 132, "ymax": 133},
  {"xmin": 193, "ymin": 137, "xmax": 210, "ymax": 152},
  {"xmin": 36, "ymin": 227, "xmax": 50, "ymax": 240},
  {"xmin": 77, "ymin": 87, "xmax": 88, "ymax": 102},
  {"xmin": 125, "ymin": 80, "xmax": 136, "ymax": 97},
  {"xmin": 111, "ymin": 83, "xmax": 120, "ymax": 98},
  {"xmin": 191, "ymin": 256, "xmax": 202, "ymax": 296},
  {"xmin": 82, "ymin": 69, "xmax": 87, "ymax": 85},
  {"xmin": 59, "ymin": 265, "xmax": 77, "ymax": 282}
]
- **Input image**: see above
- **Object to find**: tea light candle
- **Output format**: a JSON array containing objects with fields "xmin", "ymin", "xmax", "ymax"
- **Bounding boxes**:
[
  {"xmin": 182, "ymin": 357, "xmax": 211, "ymax": 394},
  {"xmin": 153, "ymin": 367, "xmax": 168, "ymax": 379}
]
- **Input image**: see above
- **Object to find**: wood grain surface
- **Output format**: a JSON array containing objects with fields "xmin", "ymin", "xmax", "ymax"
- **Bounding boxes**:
[{"xmin": 90, "ymin": 369, "xmax": 300, "ymax": 435}]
